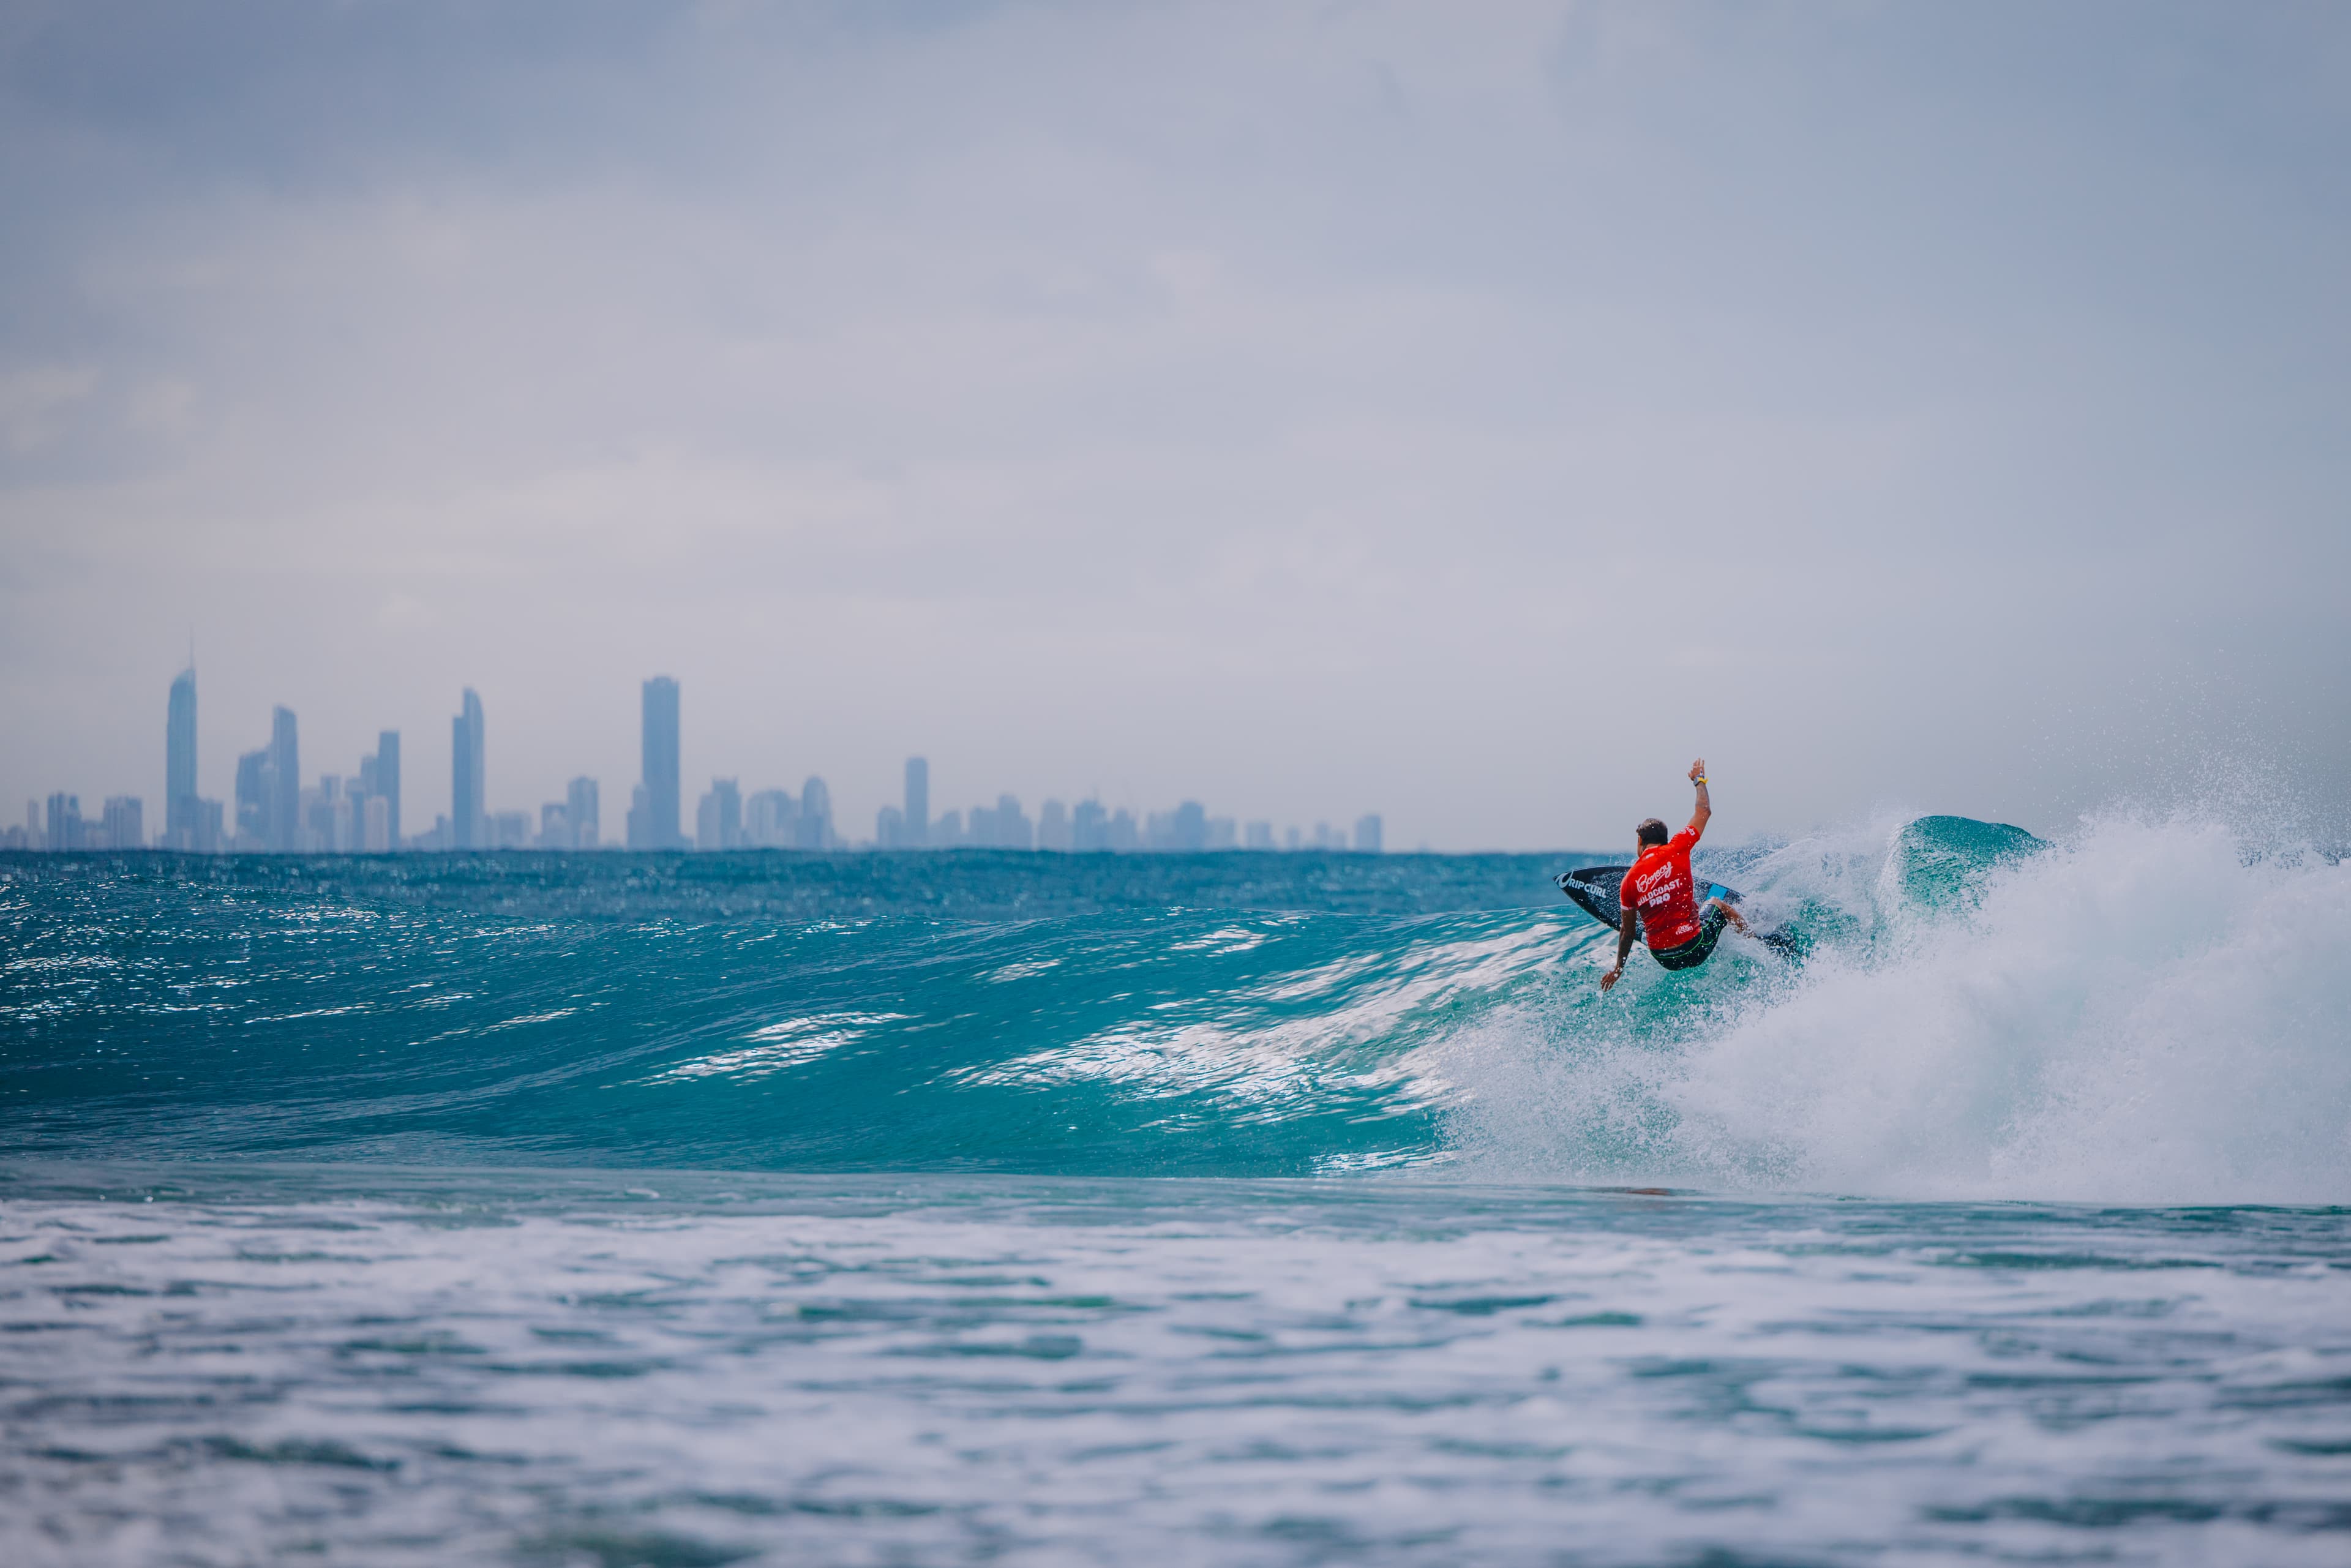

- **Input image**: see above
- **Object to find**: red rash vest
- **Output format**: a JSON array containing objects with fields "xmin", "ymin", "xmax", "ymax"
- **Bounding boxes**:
[{"xmin": 1621, "ymin": 826, "xmax": 1704, "ymax": 951}]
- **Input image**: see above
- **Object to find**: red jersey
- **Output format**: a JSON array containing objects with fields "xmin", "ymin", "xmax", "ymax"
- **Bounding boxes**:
[{"xmin": 1621, "ymin": 826, "xmax": 1703, "ymax": 950}]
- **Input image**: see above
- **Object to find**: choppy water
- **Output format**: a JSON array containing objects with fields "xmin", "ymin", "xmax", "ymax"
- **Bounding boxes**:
[{"xmin": 4, "ymin": 817, "xmax": 2348, "ymax": 1563}]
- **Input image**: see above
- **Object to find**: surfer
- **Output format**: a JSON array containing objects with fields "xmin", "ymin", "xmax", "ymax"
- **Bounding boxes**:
[{"xmin": 1600, "ymin": 758, "xmax": 1750, "ymax": 992}]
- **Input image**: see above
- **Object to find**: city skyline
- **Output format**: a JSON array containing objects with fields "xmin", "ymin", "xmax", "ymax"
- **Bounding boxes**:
[{"xmin": 2, "ymin": 666, "xmax": 1388, "ymax": 855}]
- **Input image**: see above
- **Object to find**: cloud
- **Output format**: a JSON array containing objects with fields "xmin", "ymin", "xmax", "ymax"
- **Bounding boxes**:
[
  {"xmin": 1, "ymin": 2, "xmax": 2347, "ymax": 844},
  {"xmin": 0, "ymin": 364, "xmax": 97, "ymax": 452}
]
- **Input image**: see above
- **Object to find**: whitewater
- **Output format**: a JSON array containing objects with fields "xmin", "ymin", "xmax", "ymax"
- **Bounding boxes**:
[{"xmin": 4, "ymin": 812, "xmax": 2347, "ymax": 1564}]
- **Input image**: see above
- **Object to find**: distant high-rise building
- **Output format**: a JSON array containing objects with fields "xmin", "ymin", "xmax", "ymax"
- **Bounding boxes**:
[
  {"xmin": 44, "ymin": 793, "xmax": 83, "ymax": 851},
  {"xmin": 1071, "ymin": 799, "xmax": 1106, "ymax": 852},
  {"xmin": 1144, "ymin": 803, "xmax": 1207, "ymax": 852},
  {"xmin": 354, "ymin": 732, "xmax": 400, "ymax": 850},
  {"xmin": 451, "ymin": 689, "xmax": 485, "ymax": 850},
  {"xmin": 1206, "ymin": 816, "xmax": 1235, "ymax": 849},
  {"xmin": 1353, "ymin": 814, "xmax": 1384, "ymax": 853},
  {"xmin": 489, "ymin": 811, "xmax": 530, "ymax": 849},
  {"xmin": 697, "ymin": 778, "xmax": 741, "ymax": 850},
  {"xmin": 970, "ymin": 795, "xmax": 1032, "ymax": 850},
  {"xmin": 636, "ymin": 677, "xmax": 681, "ymax": 850},
  {"xmin": 376, "ymin": 732, "xmax": 401, "ymax": 848},
  {"xmin": 165, "ymin": 667, "xmax": 198, "ymax": 849},
  {"xmin": 930, "ymin": 808, "xmax": 964, "ymax": 849},
  {"xmin": 268, "ymin": 707, "xmax": 299, "ymax": 852},
  {"xmin": 904, "ymin": 757, "xmax": 929, "ymax": 848},
  {"xmin": 1107, "ymin": 808, "xmax": 1139, "ymax": 852},
  {"xmin": 626, "ymin": 784, "xmax": 651, "ymax": 850},
  {"xmin": 234, "ymin": 748, "xmax": 270, "ymax": 848},
  {"xmin": 102, "ymin": 797, "xmax": 144, "ymax": 852},
  {"xmin": 302, "ymin": 776, "xmax": 345, "ymax": 852},
  {"xmin": 796, "ymin": 777, "xmax": 832, "ymax": 849},
  {"xmin": 744, "ymin": 788, "xmax": 797, "ymax": 848},
  {"xmin": 876, "ymin": 805, "xmax": 904, "ymax": 847},
  {"xmin": 567, "ymin": 778, "xmax": 599, "ymax": 849},
  {"xmin": 1037, "ymin": 799, "xmax": 1071, "ymax": 852},
  {"xmin": 350, "ymin": 755, "xmax": 375, "ymax": 847},
  {"xmin": 361, "ymin": 795, "xmax": 391, "ymax": 853},
  {"xmin": 1244, "ymin": 821, "xmax": 1274, "ymax": 850}
]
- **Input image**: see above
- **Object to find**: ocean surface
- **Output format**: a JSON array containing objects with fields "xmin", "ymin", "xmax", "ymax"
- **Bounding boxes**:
[{"xmin": 4, "ymin": 816, "xmax": 2348, "ymax": 1564}]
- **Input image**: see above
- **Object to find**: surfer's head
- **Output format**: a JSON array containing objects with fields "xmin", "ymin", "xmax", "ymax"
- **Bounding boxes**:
[{"xmin": 1636, "ymin": 818, "xmax": 1669, "ymax": 847}]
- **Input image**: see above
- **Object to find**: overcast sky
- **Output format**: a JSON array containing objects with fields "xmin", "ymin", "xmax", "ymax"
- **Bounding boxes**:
[{"xmin": 2, "ymin": 1, "xmax": 2345, "ymax": 849}]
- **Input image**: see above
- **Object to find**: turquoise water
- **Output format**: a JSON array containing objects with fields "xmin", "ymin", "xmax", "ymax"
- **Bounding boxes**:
[{"xmin": 4, "ymin": 817, "xmax": 2349, "ymax": 1564}]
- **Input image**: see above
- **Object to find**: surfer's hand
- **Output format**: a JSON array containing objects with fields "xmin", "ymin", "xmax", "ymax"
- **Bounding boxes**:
[
  {"xmin": 1689, "ymin": 758, "xmax": 1706, "ymax": 784},
  {"xmin": 1600, "ymin": 966, "xmax": 1622, "ymax": 993}
]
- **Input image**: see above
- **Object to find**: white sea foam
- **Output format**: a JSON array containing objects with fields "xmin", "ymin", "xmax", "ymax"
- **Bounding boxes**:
[
  {"xmin": 1445, "ymin": 811, "xmax": 2351, "ymax": 1204},
  {"xmin": 5, "ymin": 1172, "xmax": 2347, "ymax": 1567}
]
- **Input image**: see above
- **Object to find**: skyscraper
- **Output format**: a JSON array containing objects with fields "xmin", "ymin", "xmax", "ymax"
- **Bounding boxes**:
[
  {"xmin": 566, "ymin": 777, "xmax": 598, "ymax": 849},
  {"xmin": 102, "ymin": 797, "xmax": 144, "ymax": 852},
  {"xmin": 45, "ymin": 793, "xmax": 83, "ymax": 852},
  {"xmin": 626, "ymin": 785, "xmax": 651, "ymax": 849},
  {"xmin": 636, "ymin": 677, "xmax": 681, "ymax": 850},
  {"xmin": 796, "ymin": 776, "xmax": 831, "ymax": 849},
  {"xmin": 451, "ymin": 689, "xmax": 484, "ymax": 850},
  {"xmin": 376, "ymin": 731, "xmax": 400, "ymax": 847},
  {"xmin": 904, "ymin": 757, "xmax": 929, "ymax": 849},
  {"xmin": 745, "ymin": 789, "xmax": 797, "ymax": 847},
  {"xmin": 269, "ymin": 707, "xmax": 299, "ymax": 852},
  {"xmin": 696, "ymin": 778, "xmax": 741, "ymax": 851},
  {"xmin": 165, "ymin": 667, "xmax": 198, "ymax": 849},
  {"xmin": 235, "ymin": 748, "xmax": 270, "ymax": 848}
]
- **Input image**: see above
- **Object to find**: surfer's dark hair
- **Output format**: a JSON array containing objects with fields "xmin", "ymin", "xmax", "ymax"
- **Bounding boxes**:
[{"xmin": 1636, "ymin": 818, "xmax": 1669, "ymax": 847}]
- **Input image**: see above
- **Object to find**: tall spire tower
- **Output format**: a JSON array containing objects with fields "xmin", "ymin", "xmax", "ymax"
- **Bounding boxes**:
[{"xmin": 165, "ymin": 662, "xmax": 198, "ymax": 849}]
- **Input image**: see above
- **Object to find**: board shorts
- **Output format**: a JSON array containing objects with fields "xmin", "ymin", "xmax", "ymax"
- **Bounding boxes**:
[{"xmin": 1649, "ymin": 900, "xmax": 1731, "ymax": 972}]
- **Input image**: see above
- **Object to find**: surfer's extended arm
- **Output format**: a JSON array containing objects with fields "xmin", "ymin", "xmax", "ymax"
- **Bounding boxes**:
[
  {"xmin": 1601, "ymin": 907, "xmax": 1638, "ymax": 992},
  {"xmin": 1687, "ymin": 757, "xmax": 1711, "ymax": 839}
]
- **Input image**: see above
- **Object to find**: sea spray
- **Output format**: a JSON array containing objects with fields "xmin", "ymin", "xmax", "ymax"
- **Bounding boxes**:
[{"xmin": 1442, "ymin": 811, "xmax": 2351, "ymax": 1202}]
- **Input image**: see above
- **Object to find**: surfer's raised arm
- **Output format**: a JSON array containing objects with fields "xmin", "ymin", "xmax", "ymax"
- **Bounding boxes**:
[{"xmin": 1687, "ymin": 757, "xmax": 1711, "ymax": 839}]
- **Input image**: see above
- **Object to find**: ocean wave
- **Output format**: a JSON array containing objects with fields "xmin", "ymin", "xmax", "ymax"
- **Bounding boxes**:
[{"xmin": 4, "ymin": 816, "xmax": 2344, "ymax": 1201}]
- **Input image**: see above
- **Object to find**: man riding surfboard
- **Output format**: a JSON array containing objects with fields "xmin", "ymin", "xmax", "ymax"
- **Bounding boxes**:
[{"xmin": 1600, "ymin": 758, "xmax": 1750, "ymax": 992}]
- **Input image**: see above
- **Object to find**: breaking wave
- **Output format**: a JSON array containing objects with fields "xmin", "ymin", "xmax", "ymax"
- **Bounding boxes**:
[{"xmin": 4, "ymin": 813, "xmax": 2344, "ymax": 1202}]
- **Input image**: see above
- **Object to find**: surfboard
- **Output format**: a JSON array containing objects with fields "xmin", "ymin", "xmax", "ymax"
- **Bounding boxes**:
[{"xmin": 1553, "ymin": 866, "xmax": 1745, "ymax": 931}]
